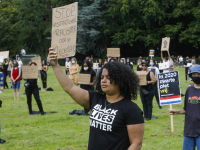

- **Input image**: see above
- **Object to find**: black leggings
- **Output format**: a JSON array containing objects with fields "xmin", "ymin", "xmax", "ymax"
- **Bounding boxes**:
[
  {"xmin": 41, "ymin": 72, "xmax": 47, "ymax": 88},
  {"xmin": 26, "ymin": 83, "xmax": 44, "ymax": 114},
  {"xmin": 153, "ymin": 81, "xmax": 160, "ymax": 107},
  {"xmin": 140, "ymin": 90, "xmax": 154, "ymax": 120}
]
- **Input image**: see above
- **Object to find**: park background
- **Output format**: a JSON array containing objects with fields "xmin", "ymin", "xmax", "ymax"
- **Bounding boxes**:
[{"xmin": 1, "ymin": 0, "xmax": 200, "ymax": 60}]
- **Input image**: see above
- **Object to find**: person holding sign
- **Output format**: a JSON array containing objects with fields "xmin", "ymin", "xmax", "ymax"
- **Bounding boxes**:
[
  {"xmin": 48, "ymin": 48, "xmax": 144, "ymax": 150},
  {"xmin": 69, "ymin": 57, "xmax": 79, "ymax": 86},
  {"xmin": 169, "ymin": 65, "xmax": 200, "ymax": 150},
  {"xmin": 11, "ymin": 61, "xmax": 21, "ymax": 101},
  {"xmin": 25, "ymin": 62, "xmax": 44, "ymax": 115},
  {"xmin": 41, "ymin": 60, "xmax": 48, "ymax": 91},
  {"xmin": 140, "ymin": 62, "xmax": 156, "ymax": 120},
  {"xmin": 79, "ymin": 60, "xmax": 96, "ymax": 115},
  {"xmin": 148, "ymin": 59, "xmax": 162, "ymax": 109},
  {"xmin": 161, "ymin": 50, "xmax": 171, "ymax": 73}
]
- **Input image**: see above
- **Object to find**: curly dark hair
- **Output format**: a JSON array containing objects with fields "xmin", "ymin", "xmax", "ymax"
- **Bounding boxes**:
[{"xmin": 95, "ymin": 61, "xmax": 140, "ymax": 100}]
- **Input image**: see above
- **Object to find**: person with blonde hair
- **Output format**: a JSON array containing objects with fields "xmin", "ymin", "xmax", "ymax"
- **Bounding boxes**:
[{"xmin": 69, "ymin": 57, "xmax": 79, "ymax": 85}]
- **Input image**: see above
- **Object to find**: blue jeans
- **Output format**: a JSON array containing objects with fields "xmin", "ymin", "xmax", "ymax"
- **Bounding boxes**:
[
  {"xmin": 12, "ymin": 81, "xmax": 21, "ymax": 90},
  {"xmin": 183, "ymin": 136, "xmax": 200, "ymax": 150}
]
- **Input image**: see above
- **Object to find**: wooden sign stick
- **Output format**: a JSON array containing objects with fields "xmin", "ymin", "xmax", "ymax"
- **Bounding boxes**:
[{"xmin": 170, "ymin": 104, "xmax": 174, "ymax": 132}]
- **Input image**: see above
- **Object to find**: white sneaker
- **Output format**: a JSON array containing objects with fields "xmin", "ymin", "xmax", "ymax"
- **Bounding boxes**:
[{"xmin": 0, "ymin": 91, "xmax": 2, "ymax": 94}]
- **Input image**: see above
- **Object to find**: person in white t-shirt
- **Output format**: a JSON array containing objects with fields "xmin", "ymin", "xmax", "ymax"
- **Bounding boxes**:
[
  {"xmin": 17, "ymin": 57, "xmax": 23, "ymax": 68},
  {"xmin": 65, "ymin": 58, "xmax": 70, "ymax": 75},
  {"xmin": 179, "ymin": 55, "xmax": 183, "ymax": 67},
  {"xmin": 161, "ymin": 50, "xmax": 171, "ymax": 73}
]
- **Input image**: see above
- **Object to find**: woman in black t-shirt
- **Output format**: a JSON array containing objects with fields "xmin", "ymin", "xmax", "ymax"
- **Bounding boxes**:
[
  {"xmin": 137, "ymin": 60, "xmax": 143, "ymax": 71},
  {"xmin": 48, "ymin": 47, "xmax": 144, "ymax": 150},
  {"xmin": 79, "ymin": 60, "xmax": 96, "ymax": 115},
  {"xmin": 140, "ymin": 62, "xmax": 156, "ymax": 121},
  {"xmin": 24, "ymin": 62, "xmax": 44, "ymax": 115}
]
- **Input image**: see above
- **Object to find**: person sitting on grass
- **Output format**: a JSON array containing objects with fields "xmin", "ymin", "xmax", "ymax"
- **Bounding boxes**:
[
  {"xmin": 48, "ymin": 47, "xmax": 144, "ymax": 150},
  {"xmin": 169, "ymin": 65, "xmax": 200, "ymax": 150}
]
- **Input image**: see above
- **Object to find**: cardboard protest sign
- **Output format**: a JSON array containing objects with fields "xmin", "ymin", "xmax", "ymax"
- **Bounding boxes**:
[
  {"xmin": 93, "ymin": 63, "xmax": 98, "ymax": 69},
  {"xmin": 78, "ymin": 74, "xmax": 91, "ymax": 85},
  {"xmin": 149, "ymin": 49, "xmax": 155, "ymax": 57},
  {"xmin": 31, "ymin": 56, "xmax": 42, "ymax": 70},
  {"xmin": 136, "ymin": 71, "xmax": 147, "ymax": 85},
  {"xmin": 0, "ymin": 56, "xmax": 3, "ymax": 63},
  {"xmin": 0, "ymin": 73, "xmax": 4, "ymax": 91},
  {"xmin": 0, "ymin": 51, "xmax": 9, "ymax": 59},
  {"xmin": 161, "ymin": 38, "xmax": 170, "ymax": 51},
  {"xmin": 22, "ymin": 66, "xmax": 38, "ymax": 79},
  {"xmin": 158, "ymin": 71, "xmax": 181, "ymax": 106},
  {"xmin": 158, "ymin": 63, "xmax": 164, "ymax": 70},
  {"xmin": 107, "ymin": 48, "xmax": 120, "ymax": 57},
  {"xmin": 51, "ymin": 2, "xmax": 78, "ymax": 59}
]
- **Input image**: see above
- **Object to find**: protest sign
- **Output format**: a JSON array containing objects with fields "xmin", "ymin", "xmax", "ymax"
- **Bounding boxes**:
[
  {"xmin": 0, "ymin": 56, "xmax": 3, "ymax": 63},
  {"xmin": 149, "ymin": 49, "xmax": 155, "ymax": 57},
  {"xmin": 51, "ymin": 2, "xmax": 78, "ymax": 59},
  {"xmin": 107, "ymin": 48, "xmax": 120, "ymax": 57},
  {"xmin": 161, "ymin": 38, "xmax": 170, "ymax": 51},
  {"xmin": 22, "ymin": 66, "xmax": 38, "ymax": 79},
  {"xmin": 93, "ymin": 63, "xmax": 98, "ymax": 70},
  {"xmin": 78, "ymin": 74, "xmax": 91, "ymax": 85},
  {"xmin": 0, "ymin": 73, "xmax": 4, "ymax": 91},
  {"xmin": 158, "ymin": 71, "xmax": 181, "ymax": 106},
  {"xmin": 0, "ymin": 51, "xmax": 9, "ymax": 59},
  {"xmin": 136, "ymin": 71, "xmax": 147, "ymax": 85},
  {"xmin": 31, "ymin": 56, "xmax": 42, "ymax": 70},
  {"xmin": 187, "ymin": 63, "xmax": 192, "ymax": 67},
  {"xmin": 158, "ymin": 63, "xmax": 164, "ymax": 70}
]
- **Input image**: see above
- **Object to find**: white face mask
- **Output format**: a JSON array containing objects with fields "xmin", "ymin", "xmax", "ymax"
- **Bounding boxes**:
[
  {"xmin": 84, "ymin": 67, "xmax": 88, "ymax": 71},
  {"xmin": 72, "ymin": 61, "xmax": 75, "ymax": 64},
  {"xmin": 121, "ymin": 61, "xmax": 124, "ymax": 63},
  {"xmin": 127, "ymin": 60, "xmax": 129, "ymax": 62}
]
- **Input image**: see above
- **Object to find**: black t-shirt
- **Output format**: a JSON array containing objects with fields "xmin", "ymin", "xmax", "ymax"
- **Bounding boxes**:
[
  {"xmin": 98, "ymin": 63, "xmax": 103, "ymax": 68},
  {"xmin": 183, "ymin": 85, "xmax": 200, "ymax": 137},
  {"xmin": 137, "ymin": 66, "xmax": 142, "ymax": 71},
  {"xmin": 80, "ymin": 70, "xmax": 96, "ymax": 91},
  {"xmin": 88, "ymin": 91, "xmax": 144, "ymax": 150},
  {"xmin": 27, "ymin": 79, "xmax": 37, "ymax": 83}
]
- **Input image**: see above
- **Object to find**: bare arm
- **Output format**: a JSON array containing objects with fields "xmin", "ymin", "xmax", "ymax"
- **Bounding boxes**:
[
  {"xmin": 161, "ymin": 51, "xmax": 163, "ymax": 61},
  {"xmin": 169, "ymin": 109, "xmax": 186, "ymax": 115},
  {"xmin": 11, "ymin": 68, "xmax": 14, "ymax": 81},
  {"xmin": 127, "ymin": 124, "xmax": 144, "ymax": 150},
  {"xmin": 48, "ymin": 49, "xmax": 90, "ymax": 109},
  {"xmin": 168, "ymin": 50, "xmax": 171, "ymax": 60},
  {"xmin": 149, "ymin": 72, "xmax": 156, "ymax": 84}
]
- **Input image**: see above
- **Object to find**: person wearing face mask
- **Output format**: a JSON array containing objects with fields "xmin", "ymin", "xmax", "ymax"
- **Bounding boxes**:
[
  {"xmin": 169, "ymin": 65, "xmax": 200, "ymax": 150},
  {"xmin": 148, "ymin": 59, "xmax": 162, "ymax": 109},
  {"xmin": 126, "ymin": 57, "xmax": 133, "ymax": 69},
  {"xmin": 120, "ymin": 58, "xmax": 125, "ymax": 64},
  {"xmin": 161, "ymin": 50, "xmax": 171, "ymax": 72},
  {"xmin": 140, "ymin": 62, "xmax": 156, "ymax": 120},
  {"xmin": 79, "ymin": 60, "xmax": 96, "ymax": 115},
  {"xmin": 69, "ymin": 57, "xmax": 79, "ymax": 86},
  {"xmin": 188, "ymin": 58, "xmax": 197, "ymax": 86},
  {"xmin": 184, "ymin": 56, "xmax": 191, "ymax": 83}
]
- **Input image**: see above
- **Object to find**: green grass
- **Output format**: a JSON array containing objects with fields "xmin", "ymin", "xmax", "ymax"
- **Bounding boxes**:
[{"xmin": 0, "ymin": 66, "xmax": 188, "ymax": 150}]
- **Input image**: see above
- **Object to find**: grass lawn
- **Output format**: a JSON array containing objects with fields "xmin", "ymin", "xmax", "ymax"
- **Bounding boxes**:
[{"xmin": 0, "ymin": 66, "xmax": 189, "ymax": 150}]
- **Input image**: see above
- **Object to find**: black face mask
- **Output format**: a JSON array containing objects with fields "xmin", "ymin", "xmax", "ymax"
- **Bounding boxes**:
[{"xmin": 191, "ymin": 76, "xmax": 200, "ymax": 84}]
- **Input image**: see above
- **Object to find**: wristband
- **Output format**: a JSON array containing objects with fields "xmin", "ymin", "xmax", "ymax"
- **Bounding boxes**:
[{"xmin": 148, "ymin": 81, "xmax": 150, "ymax": 84}]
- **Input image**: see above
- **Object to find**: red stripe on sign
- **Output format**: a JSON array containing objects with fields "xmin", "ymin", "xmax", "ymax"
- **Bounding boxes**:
[{"xmin": 160, "ymin": 95, "xmax": 181, "ymax": 100}]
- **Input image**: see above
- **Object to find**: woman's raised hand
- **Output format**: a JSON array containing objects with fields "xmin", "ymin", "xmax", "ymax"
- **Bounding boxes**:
[{"xmin": 48, "ymin": 47, "xmax": 58, "ymax": 67}]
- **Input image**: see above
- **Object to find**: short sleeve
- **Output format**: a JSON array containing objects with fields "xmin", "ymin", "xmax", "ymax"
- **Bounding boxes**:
[
  {"xmin": 183, "ymin": 87, "xmax": 189, "ymax": 111},
  {"xmin": 88, "ymin": 91, "xmax": 104, "ymax": 109},
  {"xmin": 126, "ymin": 103, "xmax": 144, "ymax": 125}
]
